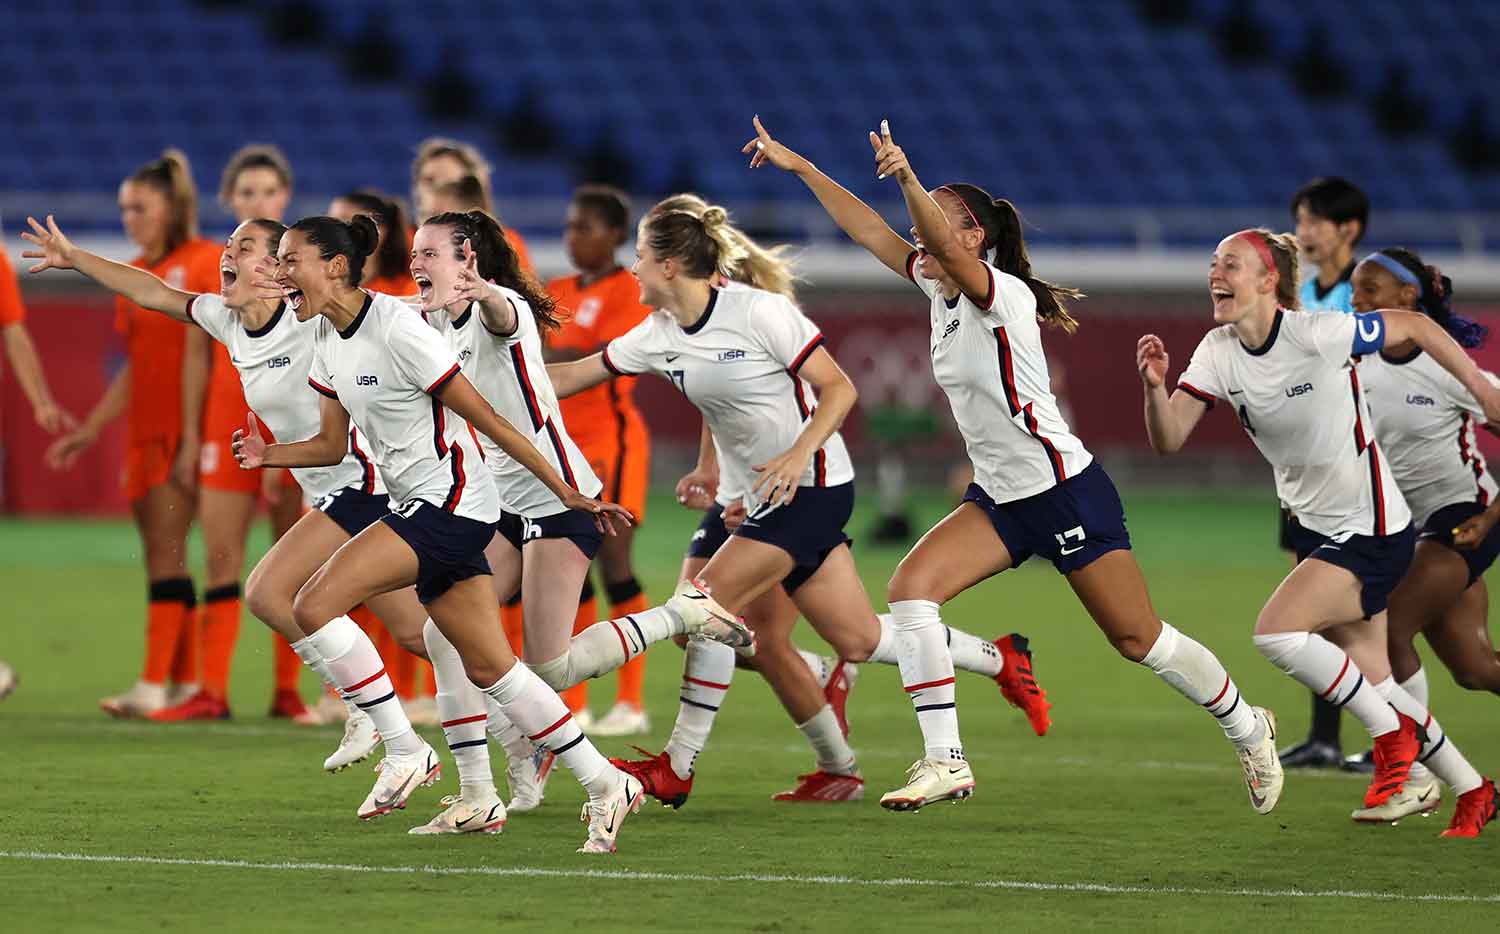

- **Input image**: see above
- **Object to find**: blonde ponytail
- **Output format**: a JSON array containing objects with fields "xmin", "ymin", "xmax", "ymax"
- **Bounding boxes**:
[
  {"xmin": 647, "ymin": 194, "xmax": 799, "ymax": 299},
  {"xmin": 130, "ymin": 147, "xmax": 200, "ymax": 252}
]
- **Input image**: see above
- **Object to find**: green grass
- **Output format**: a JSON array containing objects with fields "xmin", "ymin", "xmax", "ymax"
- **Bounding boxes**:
[{"xmin": 2, "ymin": 489, "xmax": 1497, "ymax": 932}]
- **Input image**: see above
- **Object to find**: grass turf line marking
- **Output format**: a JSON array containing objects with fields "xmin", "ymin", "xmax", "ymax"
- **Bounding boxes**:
[{"xmin": 2, "ymin": 851, "xmax": 1496, "ymax": 904}]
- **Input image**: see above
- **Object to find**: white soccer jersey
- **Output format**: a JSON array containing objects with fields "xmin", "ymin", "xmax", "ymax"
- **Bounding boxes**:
[
  {"xmin": 308, "ymin": 291, "xmax": 499, "ymax": 523},
  {"xmin": 1356, "ymin": 349, "xmax": 1499, "ymax": 526},
  {"xmin": 908, "ymin": 254, "xmax": 1093, "ymax": 504},
  {"xmin": 188, "ymin": 293, "xmax": 381, "ymax": 501},
  {"xmin": 426, "ymin": 290, "xmax": 601, "ymax": 518},
  {"xmin": 1177, "ymin": 309, "xmax": 1411, "ymax": 538},
  {"xmin": 604, "ymin": 284, "xmax": 853, "ymax": 513}
]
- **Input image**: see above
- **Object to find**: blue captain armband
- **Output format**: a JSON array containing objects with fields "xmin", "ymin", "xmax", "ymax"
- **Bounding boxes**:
[{"xmin": 1351, "ymin": 312, "xmax": 1386, "ymax": 355}]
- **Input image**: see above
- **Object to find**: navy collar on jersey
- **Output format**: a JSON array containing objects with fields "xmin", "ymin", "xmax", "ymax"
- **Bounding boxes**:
[
  {"xmin": 338, "ymin": 293, "xmax": 374, "ymax": 340},
  {"xmin": 453, "ymin": 303, "xmax": 474, "ymax": 330},
  {"xmin": 243, "ymin": 301, "xmax": 286, "ymax": 339},
  {"xmin": 1380, "ymin": 345, "xmax": 1423, "ymax": 366},
  {"xmin": 1239, "ymin": 308, "xmax": 1283, "ymax": 356},
  {"xmin": 1311, "ymin": 261, "xmax": 1357, "ymax": 303},
  {"xmin": 681, "ymin": 287, "xmax": 719, "ymax": 335}
]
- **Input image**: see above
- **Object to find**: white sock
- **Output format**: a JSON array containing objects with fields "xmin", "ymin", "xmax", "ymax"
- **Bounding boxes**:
[
  {"xmin": 1253, "ymin": 631, "xmax": 1397, "ymax": 738},
  {"xmin": 945, "ymin": 625, "xmax": 1003, "ymax": 678},
  {"xmin": 423, "ymin": 619, "xmax": 495, "ymax": 799},
  {"xmin": 306, "ymin": 615, "xmax": 420, "ymax": 756},
  {"xmin": 1399, "ymin": 668, "xmax": 1435, "ymax": 784},
  {"xmin": 485, "ymin": 701, "xmax": 536, "ymax": 763},
  {"xmin": 290, "ymin": 635, "xmax": 359, "ymax": 717},
  {"xmin": 1372, "ymin": 677, "xmax": 1482, "ymax": 795},
  {"xmin": 482, "ymin": 662, "xmax": 616, "ymax": 798},
  {"xmin": 665, "ymin": 639, "xmax": 734, "ymax": 780},
  {"xmin": 797, "ymin": 649, "xmax": 831, "ymax": 687},
  {"xmin": 534, "ymin": 606, "xmax": 683, "ymax": 691},
  {"xmin": 1143, "ymin": 622, "xmax": 1263, "ymax": 748},
  {"xmin": 798, "ymin": 705, "xmax": 858, "ymax": 775},
  {"xmin": 866, "ymin": 614, "xmax": 902, "ymax": 665},
  {"xmin": 890, "ymin": 599, "xmax": 963, "ymax": 762}
]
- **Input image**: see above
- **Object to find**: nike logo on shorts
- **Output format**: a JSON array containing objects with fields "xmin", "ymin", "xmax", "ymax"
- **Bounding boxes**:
[{"xmin": 1059, "ymin": 545, "xmax": 1084, "ymax": 556}]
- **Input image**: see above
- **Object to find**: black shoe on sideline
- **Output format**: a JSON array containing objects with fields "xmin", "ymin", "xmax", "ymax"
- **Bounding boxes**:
[
  {"xmin": 1278, "ymin": 738, "xmax": 1343, "ymax": 769},
  {"xmin": 1341, "ymin": 749, "xmax": 1375, "ymax": 773}
]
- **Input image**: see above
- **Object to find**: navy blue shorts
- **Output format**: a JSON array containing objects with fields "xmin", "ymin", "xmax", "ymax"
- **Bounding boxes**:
[
  {"xmin": 495, "ymin": 508, "xmax": 602, "ymax": 560},
  {"xmin": 687, "ymin": 483, "xmax": 855, "ymax": 594},
  {"xmin": 315, "ymin": 487, "xmax": 391, "ymax": 538},
  {"xmin": 687, "ymin": 504, "xmax": 733, "ymax": 561},
  {"xmin": 963, "ymin": 462, "xmax": 1132, "ymax": 574},
  {"xmin": 1419, "ymin": 501, "xmax": 1500, "ymax": 586},
  {"xmin": 380, "ymin": 501, "xmax": 494, "ymax": 604},
  {"xmin": 1290, "ymin": 522, "xmax": 1416, "ymax": 619}
]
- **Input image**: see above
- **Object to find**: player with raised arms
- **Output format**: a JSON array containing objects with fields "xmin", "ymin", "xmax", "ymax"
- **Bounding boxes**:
[
  {"xmin": 1348, "ymin": 246, "xmax": 1500, "ymax": 832},
  {"xmin": 1139, "ymin": 228, "xmax": 1498, "ymax": 836},
  {"xmin": 748, "ymin": 116, "xmax": 1282, "ymax": 812}
]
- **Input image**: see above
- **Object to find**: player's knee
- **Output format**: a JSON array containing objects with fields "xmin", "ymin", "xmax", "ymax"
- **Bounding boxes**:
[
  {"xmin": 1109, "ymin": 630, "xmax": 1152, "ymax": 663},
  {"xmin": 1451, "ymin": 661, "xmax": 1500, "ymax": 693},
  {"xmin": 463, "ymin": 657, "xmax": 505, "ymax": 689},
  {"xmin": 289, "ymin": 583, "xmax": 332, "ymax": 634},
  {"xmin": 887, "ymin": 566, "xmax": 937, "ymax": 605},
  {"xmin": 393, "ymin": 629, "xmax": 426, "ymax": 657},
  {"xmin": 532, "ymin": 653, "xmax": 572, "ymax": 691},
  {"xmin": 244, "ymin": 572, "xmax": 291, "ymax": 629}
]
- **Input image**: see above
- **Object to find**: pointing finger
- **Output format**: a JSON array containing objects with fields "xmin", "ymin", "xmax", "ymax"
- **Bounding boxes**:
[
  {"xmin": 881, "ymin": 118, "xmax": 891, "ymax": 141},
  {"xmin": 753, "ymin": 114, "xmax": 769, "ymax": 139}
]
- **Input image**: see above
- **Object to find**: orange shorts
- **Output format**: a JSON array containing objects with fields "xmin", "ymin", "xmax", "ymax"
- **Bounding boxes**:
[
  {"xmin": 123, "ymin": 436, "xmax": 179, "ymax": 502},
  {"xmin": 577, "ymin": 418, "xmax": 650, "ymax": 523},
  {"xmin": 200, "ymin": 392, "xmax": 261, "ymax": 495}
]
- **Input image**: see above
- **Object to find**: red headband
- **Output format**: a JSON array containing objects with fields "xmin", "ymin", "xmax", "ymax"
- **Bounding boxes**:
[
  {"xmin": 935, "ymin": 186, "xmax": 981, "ymax": 231},
  {"xmin": 1231, "ymin": 229, "xmax": 1278, "ymax": 276}
]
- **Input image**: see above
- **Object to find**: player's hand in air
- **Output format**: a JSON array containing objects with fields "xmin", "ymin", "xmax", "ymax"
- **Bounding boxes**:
[
  {"xmin": 743, "ymin": 116, "xmax": 809, "ymax": 172},
  {"xmin": 20, "ymin": 215, "xmax": 79, "ymax": 273},
  {"xmin": 869, "ymin": 119, "xmax": 911, "ymax": 183},
  {"xmin": 449, "ymin": 240, "xmax": 491, "ymax": 303},
  {"xmin": 676, "ymin": 465, "xmax": 718, "ymax": 510},
  {"xmin": 249, "ymin": 255, "xmax": 285, "ymax": 305},
  {"xmin": 232, "ymin": 412, "xmax": 267, "ymax": 469},
  {"xmin": 1137, "ymin": 334, "xmax": 1170, "ymax": 390},
  {"xmin": 1453, "ymin": 507, "xmax": 1499, "ymax": 550},
  {"xmin": 562, "ymin": 490, "xmax": 635, "ymax": 536}
]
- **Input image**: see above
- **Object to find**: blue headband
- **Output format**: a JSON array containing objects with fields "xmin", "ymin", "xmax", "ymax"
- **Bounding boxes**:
[{"xmin": 1364, "ymin": 252, "xmax": 1421, "ymax": 288}]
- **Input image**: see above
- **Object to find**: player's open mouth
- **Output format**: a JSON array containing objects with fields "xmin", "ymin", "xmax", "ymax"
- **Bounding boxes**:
[
  {"xmin": 1211, "ymin": 287, "xmax": 1233, "ymax": 301},
  {"xmin": 220, "ymin": 267, "xmax": 237, "ymax": 291},
  {"xmin": 285, "ymin": 288, "xmax": 304, "ymax": 310},
  {"xmin": 414, "ymin": 274, "xmax": 433, "ymax": 301}
]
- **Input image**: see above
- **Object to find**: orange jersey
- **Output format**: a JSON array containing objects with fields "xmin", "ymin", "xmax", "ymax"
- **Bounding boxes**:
[
  {"xmin": 547, "ymin": 267, "xmax": 651, "ymax": 447},
  {"xmin": 115, "ymin": 239, "xmax": 222, "ymax": 442},
  {"xmin": 0, "ymin": 249, "xmax": 24, "ymax": 326},
  {"xmin": 506, "ymin": 229, "xmax": 532, "ymax": 274}
]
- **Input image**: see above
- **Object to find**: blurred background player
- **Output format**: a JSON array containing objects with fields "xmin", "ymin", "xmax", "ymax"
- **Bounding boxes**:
[
  {"xmin": 45, "ymin": 150, "xmax": 222, "ymax": 717},
  {"xmin": 1279, "ymin": 177, "xmax": 1373, "ymax": 770},
  {"xmin": 158, "ymin": 144, "xmax": 315, "ymax": 723},
  {"xmin": 410, "ymin": 137, "xmax": 531, "ymax": 271},
  {"xmin": 544, "ymin": 185, "xmax": 656, "ymax": 735}
]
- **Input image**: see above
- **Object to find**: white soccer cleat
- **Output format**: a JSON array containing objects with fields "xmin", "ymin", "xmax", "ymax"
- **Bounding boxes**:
[
  {"xmin": 1352, "ymin": 774, "xmax": 1442, "ymax": 824},
  {"xmin": 167, "ymin": 682, "xmax": 199, "ymax": 707},
  {"xmin": 408, "ymin": 792, "xmax": 507, "ymax": 835},
  {"xmin": 1237, "ymin": 707, "xmax": 1284, "ymax": 815},
  {"xmin": 324, "ymin": 708, "xmax": 381, "ymax": 772},
  {"xmin": 578, "ymin": 772, "xmax": 645, "ymax": 854},
  {"xmin": 574, "ymin": 708, "xmax": 596, "ymax": 732},
  {"xmin": 666, "ymin": 578, "xmax": 754, "ymax": 650},
  {"xmin": 590, "ymin": 702, "xmax": 650, "ymax": 737},
  {"xmin": 505, "ymin": 745, "xmax": 556, "ymax": 813},
  {"xmin": 0, "ymin": 661, "xmax": 17, "ymax": 702},
  {"xmin": 357, "ymin": 742, "xmax": 441, "ymax": 820},
  {"xmin": 99, "ymin": 680, "xmax": 167, "ymax": 719},
  {"xmin": 405, "ymin": 696, "xmax": 441, "ymax": 727},
  {"xmin": 879, "ymin": 758, "xmax": 975, "ymax": 812}
]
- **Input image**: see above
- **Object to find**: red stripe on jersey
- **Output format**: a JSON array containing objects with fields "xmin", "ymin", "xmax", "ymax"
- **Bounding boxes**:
[
  {"xmin": 467, "ymin": 424, "xmax": 486, "ymax": 462},
  {"xmin": 1348, "ymin": 370, "xmax": 1386, "ymax": 533},
  {"xmin": 509, "ymin": 345, "xmax": 546, "ymax": 431},
  {"xmin": 905, "ymin": 250, "xmax": 920, "ymax": 283},
  {"xmin": 1368, "ymin": 442, "xmax": 1387, "ymax": 536},
  {"xmin": 542, "ymin": 418, "xmax": 579, "ymax": 488},
  {"xmin": 1349, "ymin": 369, "xmax": 1368, "ymax": 452},
  {"xmin": 425, "ymin": 363, "xmax": 461, "ymax": 395},
  {"xmin": 978, "ymin": 265, "xmax": 996, "ymax": 311},
  {"xmin": 1177, "ymin": 381, "xmax": 1217, "ymax": 408},
  {"xmin": 429, "ymin": 397, "xmax": 447, "ymax": 459},
  {"xmin": 994, "ymin": 327, "xmax": 1065, "ymax": 484},
  {"xmin": 441, "ymin": 444, "xmax": 467, "ymax": 513},
  {"xmin": 787, "ymin": 370, "xmax": 826, "ymax": 486},
  {"xmin": 528, "ymin": 712, "xmax": 571, "ymax": 741},
  {"xmin": 308, "ymin": 378, "xmax": 338, "ymax": 400},
  {"xmin": 993, "ymin": 327, "xmax": 1023, "ymax": 417},
  {"xmin": 1459, "ymin": 414, "xmax": 1489, "ymax": 505},
  {"xmin": 789, "ymin": 334, "xmax": 825, "ymax": 374},
  {"xmin": 349, "ymin": 427, "xmax": 375, "ymax": 494}
]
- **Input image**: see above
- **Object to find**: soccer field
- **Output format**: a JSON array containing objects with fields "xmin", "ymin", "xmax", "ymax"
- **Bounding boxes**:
[{"xmin": 2, "ymin": 488, "xmax": 1496, "ymax": 932}]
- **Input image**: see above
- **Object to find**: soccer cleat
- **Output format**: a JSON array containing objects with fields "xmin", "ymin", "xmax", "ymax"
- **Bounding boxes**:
[
  {"xmin": 268, "ymin": 689, "xmax": 322, "ymax": 725},
  {"xmin": 504, "ymin": 745, "xmax": 556, "ymax": 813},
  {"xmin": 99, "ymin": 680, "xmax": 167, "ymax": 719},
  {"xmin": 994, "ymin": 634, "xmax": 1051, "ymax": 736},
  {"xmin": 772, "ymin": 770, "xmax": 865, "ymax": 802},
  {"xmin": 1352, "ymin": 775, "xmax": 1441, "ymax": 824},
  {"xmin": 1441, "ymin": 778, "xmax": 1498, "ymax": 838},
  {"xmin": 357, "ymin": 742, "xmax": 441, "ymax": 820},
  {"xmin": 666, "ymin": 578, "xmax": 755, "ymax": 650},
  {"xmin": 147, "ymin": 689, "xmax": 231, "ymax": 722},
  {"xmin": 573, "ymin": 708, "xmax": 596, "ymax": 733},
  {"xmin": 879, "ymin": 758, "xmax": 975, "ymax": 812},
  {"xmin": 825, "ymin": 661, "xmax": 858, "ymax": 739},
  {"xmin": 324, "ymin": 708, "xmax": 380, "ymax": 772},
  {"xmin": 408, "ymin": 792, "xmax": 507, "ymax": 835},
  {"xmin": 1341, "ymin": 749, "xmax": 1375, "ymax": 773},
  {"xmin": 609, "ymin": 745, "xmax": 693, "ymax": 809},
  {"xmin": 590, "ymin": 702, "xmax": 651, "ymax": 737},
  {"xmin": 0, "ymin": 661, "xmax": 18, "ymax": 702},
  {"xmin": 1364, "ymin": 713, "xmax": 1423, "ymax": 808},
  {"xmin": 1236, "ymin": 707, "xmax": 1284, "ymax": 815},
  {"xmin": 405, "ymin": 696, "xmax": 441, "ymax": 728},
  {"xmin": 166, "ymin": 682, "xmax": 199, "ymax": 707},
  {"xmin": 578, "ymin": 773, "xmax": 645, "ymax": 854},
  {"xmin": 1277, "ymin": 738, "xmax": 1343, "ymax": 769}
]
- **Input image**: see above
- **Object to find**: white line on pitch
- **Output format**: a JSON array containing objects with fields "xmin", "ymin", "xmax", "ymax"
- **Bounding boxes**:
[{"xmin": 1, "ymin": 851, "xmax": 1495, "ymax": 904}]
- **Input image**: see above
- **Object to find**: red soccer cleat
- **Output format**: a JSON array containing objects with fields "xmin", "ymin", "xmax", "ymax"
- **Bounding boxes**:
[
  {"xmin": 269, "ymin": 689, "xmax": 321, "ymax": 725},
  {"xmin": 825, "ymin": 660, "xmax": 857, "ymax": 738},
  {"xmin": 772, "ymin": 770, "xmax": 864, "ymax": 803},
  {"xmin": 994, "ymin": 634, "xmax": 1051, "ymax": 736},
  {"xmin": 1441, "ymin": 778, "xmax": 1498, "ymax": 838},
  {"xmin": 147, "ymin": 689, "xmax": 231, "ymax": 722},
  {"xmin": 609, "ymin": 745, "xmax": 693, "ymax": 809},
  {"xmin": 1365, "ymin": 713, "xmax": 1422, "ymax": 808}
]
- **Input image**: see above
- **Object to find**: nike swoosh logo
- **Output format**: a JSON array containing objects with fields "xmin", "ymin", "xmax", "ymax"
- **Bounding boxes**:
[
  {"xmin": 373, "ymin": 771, "xmax": 417, "ymax": 810},
  {"xmin": 947, "ymin": 768, "xmax": 966, "ymax": 776},
  {"xmin": 1228, "ymin": 389, "xmax": 1244, "ymax": 395},
  {"xmin": 456, "ymin": 812, "xmax": 479, "ymax": 827},
  {"xmin": 603, "ymin": 808, "xmax": 617, "ymax": 834},
  {"xmin": 666, "ymin": 354, "xmax": 680, "ymax": 363},
  {"xmin": 1249, "ymin": 787, "xmax": 1266, "ymax": 808},
  {"xmin": 1059, "ymin": 545, "xmax": 1084, "ymax": 555},
  {"xmin": 1417, "ymin": 788, "xmax": 1433, "ymax": 802}
]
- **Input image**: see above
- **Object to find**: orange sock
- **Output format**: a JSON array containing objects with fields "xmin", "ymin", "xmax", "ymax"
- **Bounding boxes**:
[
  {"xmin": 349, "ymin": 604, "xmax": 382, "ymax": 638},
  {"xmin": 417, "ymin": 659, "xmax": 436, "ymax": 698},
  {"xmin": 500, "ymin": 596, "xmax": 525, "ymax": 656},
  {"xmin": 200, "ymin": 584, "xmax": 242, "ymax": 699},
  {"xmin": 559, "ymin": 594, "xmax": 596, "ymax": 714},
  {"xmin": 273, "ymin": 635, "xmax": 302, "ymax": 693},
  {"xmin": 608, "ymin": 588, "xmax": 650, "ymax": 708},
  {"xmin": 171, "ymin": 594, "xmax": 201, "ymax": 686},
  {"xmin": 382, "ymin": 629, "xmax": 417, "ymax": 699},
  {"xmin": 142, "ymin": 578, "xmax": 195, "ymax": 684}
]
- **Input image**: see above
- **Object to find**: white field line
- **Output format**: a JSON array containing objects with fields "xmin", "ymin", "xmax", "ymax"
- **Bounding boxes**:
[{"xmin": 1, "ymin": 850, "xmax": 1496, "ymax": 905}]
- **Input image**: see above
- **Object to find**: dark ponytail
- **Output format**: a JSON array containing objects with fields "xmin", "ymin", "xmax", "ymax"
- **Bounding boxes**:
[
  {"xmin": 1379, "ymin": 247, "xmax": 1486, "ymax": 349},
  {"xmin": 289, "ymin": 215, "xmax": 378, "ymax": 287},
  {"xmin": 423, "ymin": 210, "xmax": 560, "ymax": 331},
  {"xmin": 335, "ymin": 188, "xmax": 411, "ymax": 281},
  {"xmin": 129, "ymin": 148, "xmax": 199, "ymax": 253},
  {"xmin": 939, "ymin": 183, "xmax": 1082, "ymax": 333},
  {"xmin": 245, "ymin": 218, "xmax": 288, "ymax": 256}
]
